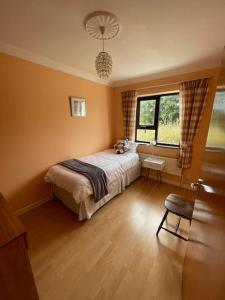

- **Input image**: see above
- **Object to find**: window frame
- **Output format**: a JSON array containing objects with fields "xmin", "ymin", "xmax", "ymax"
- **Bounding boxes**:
[{"xmin": 135, "ymin": 92, "xmax": 180, "ymax": 147}]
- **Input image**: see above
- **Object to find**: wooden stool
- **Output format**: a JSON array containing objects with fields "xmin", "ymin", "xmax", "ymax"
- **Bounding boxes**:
[{"xmin": 156, "ymin": 193, "xmax": 194, "ymax": 241}]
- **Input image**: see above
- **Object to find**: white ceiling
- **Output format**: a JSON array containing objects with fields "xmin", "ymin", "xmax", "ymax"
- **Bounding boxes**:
[{"xmin": 0, "ymin": 0, "xmax": 225, "ymax": 86}]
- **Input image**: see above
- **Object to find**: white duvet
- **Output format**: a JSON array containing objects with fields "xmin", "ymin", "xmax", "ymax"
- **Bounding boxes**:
[{"xmin": 45, "ymin": 149, "xmax": 140, "ymax": 207}]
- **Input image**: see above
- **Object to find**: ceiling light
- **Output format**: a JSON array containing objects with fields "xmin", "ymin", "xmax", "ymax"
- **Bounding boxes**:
[{"xmin": 84, "ymin": 11, "xmax": 120, "ymax": 79}]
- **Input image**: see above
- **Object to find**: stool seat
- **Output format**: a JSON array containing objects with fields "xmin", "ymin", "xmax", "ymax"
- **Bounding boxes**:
[
  {"xmin": 156, "ymin": 193, "xmax": 194, "ymax": 241},
  {"xmin": 165, "ymin": 194, "xmax": 194, "ymax": 220}
]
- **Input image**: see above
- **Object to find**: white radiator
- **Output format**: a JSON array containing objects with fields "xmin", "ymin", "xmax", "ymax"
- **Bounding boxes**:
[{"xmin": 138, "ymin": 152, "xmax": 181, "ymax": 176}]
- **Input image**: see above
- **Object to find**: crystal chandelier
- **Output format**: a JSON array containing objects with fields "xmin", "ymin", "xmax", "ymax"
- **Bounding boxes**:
[
  {"xmin": 84, "ymin": 11, "xmax": 120, "ymax": 80},
  {"xmin": 95, "ymin": 26, "xmax": 112, "ymax": 79},
  {"xmin": 95, "ymin": 51, "xmax": 112, "ymax": 79}
]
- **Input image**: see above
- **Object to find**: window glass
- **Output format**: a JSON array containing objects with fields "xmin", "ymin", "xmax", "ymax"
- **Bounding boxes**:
[
  {"xmin": 135, "ymin": 93, "xmax": 180, "ymax": 145},
  {"xmin": 139, "ymin": 100, "xmax": 156, "ymax": 126},
  {"xmin": 136, "ymin": 129, "xmax": 155, "ymax": 143},
  {"xmin": 206, "ymin": 90, "xmax": 225, "ymax": 148},
  {"xmin": 157, "ymin": 94, "xmax": 180, "ymax": 145}
]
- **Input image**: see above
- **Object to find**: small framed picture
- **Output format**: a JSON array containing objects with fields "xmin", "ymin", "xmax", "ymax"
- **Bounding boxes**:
[{"xmin": 70, "ymin": 96, "xmax": 87, "ymax": 117}]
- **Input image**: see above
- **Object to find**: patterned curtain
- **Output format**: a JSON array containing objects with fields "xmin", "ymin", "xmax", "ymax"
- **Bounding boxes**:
[
  {"xmin": 121, "ymin": 90, "xmax": 137, "ymax": 141},
  {"xmin": 178, "ymin": 78, "xmax": 211, "ymax": 169}
]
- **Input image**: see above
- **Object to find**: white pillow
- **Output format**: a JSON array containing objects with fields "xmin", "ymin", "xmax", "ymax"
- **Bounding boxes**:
[{"xmin": 128, "ymin": 141, "xmax": 137, "ymax": 153}]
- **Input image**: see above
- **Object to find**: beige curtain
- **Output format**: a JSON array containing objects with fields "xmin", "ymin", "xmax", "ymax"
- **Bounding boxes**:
[
  {"xmin": 178, "ymin": 78, "xmax": 210, "ymax": 169},
  {"xmin": 121, "ymin": 90, "xmax": 137, "ymax": 141}
]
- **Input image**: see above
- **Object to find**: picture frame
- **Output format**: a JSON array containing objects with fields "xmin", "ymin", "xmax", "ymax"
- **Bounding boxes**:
[{"xmin": 70, "ymin": 96, "xmax": 87, "ymax": 117}]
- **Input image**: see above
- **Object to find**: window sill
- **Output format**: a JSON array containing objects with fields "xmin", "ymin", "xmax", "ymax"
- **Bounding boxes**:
[
  {"xmin": 205, "ymin": 147, "xmax": 225, "ymax": 153},
  {"xmin": 136, "ymin": 142, "xmax": 180, "ymax": 150},
  {"xmin": 156, "ymin": 143, "xmax": 180, "ymax": 149}
]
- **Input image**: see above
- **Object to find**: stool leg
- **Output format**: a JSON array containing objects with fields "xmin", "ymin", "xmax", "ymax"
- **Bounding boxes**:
[
  {"xmin": 156, "ymin": 209, "xmax": 169, "ymax": 236},
  {"xmin": 175, "ymin": 216, "xmax": 181, "ymax": 233},
  {"xmin": 159, "ymin": 171, "xmax": 162, "ymax": 183},
  {"xmin": 145, "ymin": 167, "xmax": 148, "ymax": 180},
  {"xmin": 156, "ymin": 170, "xmax": 160, "ymax": 187}
]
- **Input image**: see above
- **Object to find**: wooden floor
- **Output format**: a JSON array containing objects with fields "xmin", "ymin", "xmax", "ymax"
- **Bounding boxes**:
[{"xmin": 20, "ymin": 179, "xmax": 194, "ymax": 300}]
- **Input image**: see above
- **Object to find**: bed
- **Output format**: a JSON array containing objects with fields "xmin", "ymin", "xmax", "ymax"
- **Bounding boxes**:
[{"xmin": 44, "ymin": 149, "xmax": 141, "ymax": 220}]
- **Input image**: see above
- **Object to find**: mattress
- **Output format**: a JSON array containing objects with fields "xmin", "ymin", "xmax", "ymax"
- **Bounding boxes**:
[{"xmin": 45, "ymin": 149, "xmax": 141, "ymax": 220}]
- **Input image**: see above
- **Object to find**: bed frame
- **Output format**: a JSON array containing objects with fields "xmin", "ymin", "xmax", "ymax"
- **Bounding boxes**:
[{"xmin": 52, "ymin": 162, "xmax": 141, "ymax": 220}]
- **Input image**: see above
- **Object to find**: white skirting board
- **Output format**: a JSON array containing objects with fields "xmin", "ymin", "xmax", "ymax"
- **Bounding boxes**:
[
  {"xmin": 144, "ymin": 174, "xmax": 191, "ymax": 190},
  {"xmin": 15, "ymin": 170, "xmax": 189, "ymax": 216},
  {"xmin": 15, "ymin": 181, "xmax": 190, "ymax": 216},
  {"xmin": 16, "ymin": 195, "xmax": 53, "ymax": 216}
]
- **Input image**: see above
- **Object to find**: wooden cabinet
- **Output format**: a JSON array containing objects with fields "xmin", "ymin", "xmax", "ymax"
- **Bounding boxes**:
[{"xmin": 0, "ymin": 194, "xmax": 39, "ymax": 300}]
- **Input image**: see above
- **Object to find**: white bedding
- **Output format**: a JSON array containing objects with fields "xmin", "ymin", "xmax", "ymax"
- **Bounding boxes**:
[{"xmin": 44, "ymin": 149, "xmax": 141, "ymax": 220}]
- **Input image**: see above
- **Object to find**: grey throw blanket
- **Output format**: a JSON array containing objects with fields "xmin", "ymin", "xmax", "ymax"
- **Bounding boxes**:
[{"xmin": 59, "ymin": 159, "xmax": 108, "ymax": 202}]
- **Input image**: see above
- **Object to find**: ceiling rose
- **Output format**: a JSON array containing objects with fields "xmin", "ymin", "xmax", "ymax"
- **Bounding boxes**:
[{"xmin": 84, "ymin": 11, "xmax": 120, "ymax": 40}]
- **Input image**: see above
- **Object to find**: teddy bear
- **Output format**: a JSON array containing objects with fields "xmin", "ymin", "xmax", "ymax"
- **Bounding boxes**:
[{"xmin": 114, "ymin": 140, "xmax": 129, "ymax": 154}]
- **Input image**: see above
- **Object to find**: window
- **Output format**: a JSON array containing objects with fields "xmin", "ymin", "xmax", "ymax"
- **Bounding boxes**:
[
  {"xmin": 206, "ymin": 90, "xmax": 225, "ymax": 149},
  {"xmin": 135, "ymin": 93, "xmax": 180, "ymax": 146}
]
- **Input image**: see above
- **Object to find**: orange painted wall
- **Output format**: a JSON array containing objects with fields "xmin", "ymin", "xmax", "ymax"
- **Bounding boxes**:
[
  {"xmin": 114, "ymin": 68, "xmax": 219, "ymax": 184},
  {"xmin": 0, "ymin": 54, "xmax": 114, "ymax": 210},
  {"xmin": 0, "ymin": 52, "xmax": 220, "ymax": 211}
]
